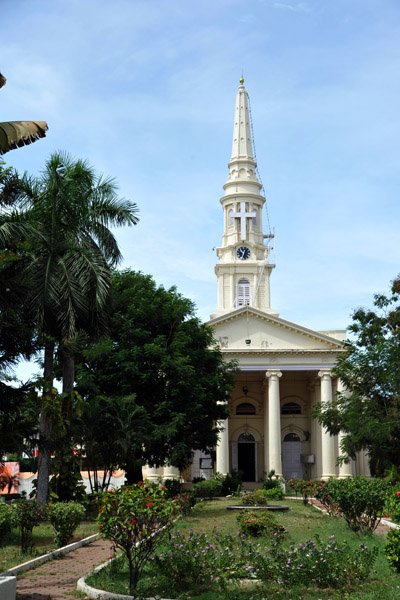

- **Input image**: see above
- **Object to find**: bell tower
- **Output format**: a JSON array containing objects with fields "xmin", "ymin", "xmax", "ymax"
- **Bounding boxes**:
[{"xmin": 211, "ymin": 78, "xmax": 277, "ymax": 319}]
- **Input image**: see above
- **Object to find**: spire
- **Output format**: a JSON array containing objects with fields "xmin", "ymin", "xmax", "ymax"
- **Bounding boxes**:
[
  {"xmin": 230, "ymin": 76, "xmax": 254, "ymax": 161},
  {"xmin": 224, "ymin": 77, "xmax": 262, "ymax": 197}
]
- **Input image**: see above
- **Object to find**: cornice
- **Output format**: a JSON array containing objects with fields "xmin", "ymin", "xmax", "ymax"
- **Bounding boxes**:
[{"xmin": 219, "ymin": 348, "xmax": 344, "ymax": 356}]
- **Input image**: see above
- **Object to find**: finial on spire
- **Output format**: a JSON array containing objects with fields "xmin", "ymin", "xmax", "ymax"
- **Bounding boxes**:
[{"xmin": 240, "ymin": 75, "xmax": 244, "ymax": 85}]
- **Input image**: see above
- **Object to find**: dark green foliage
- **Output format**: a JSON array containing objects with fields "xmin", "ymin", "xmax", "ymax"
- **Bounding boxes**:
[
  {"xmin": 241, "ymin": 489, "xmax": 269, "ymax": 506},
  {"xmin": 385, "ymin": 528, "xmax": 400, "ymax": 572},
  {"xmin": 48, "ymin": 501, "xmax": 85, "ymax": 547},
  {"xmin": 318, "ymin": 477, "xmax": 389, "ymax": 534},
  {"xmin": 312, "ymin": 278, "xmax": 400, "ymax": 474},
  {"xmin": 212, "ymin": 470, "xmax": 243, "ymax": 495},
  {"xmin": 76, "ymin": 269, "xmax": 235, "ymax": 472},
  {"xmin": 236, "ymin": 510, "xmax": 286, "ymax": 538},
  {"xmin": 262, "ymin": 487, "xmax": 283, "ymax": 500},
  {"xmin": 193, "ymin": 479, "xmax": 222, "ymax": 497},
  {"xmin": 162, "ymin": 478, "xmax": 182, "ymax": 499},
  {"xmin": 0, "ymin": 502, "xmax": 12, "ymax": 544},
  {"xmin": 11, "ymin": 498, "xmax": 47, "ymax": 553}
]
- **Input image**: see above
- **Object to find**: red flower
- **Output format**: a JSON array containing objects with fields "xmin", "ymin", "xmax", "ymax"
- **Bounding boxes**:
[
  {"xmin": 396, "ymin": 491, "xmax": 400, "ymax": 497},
  {"xmin": 98, "ymin": 508, "xmax": 102, "ymax": 512},
  {"xmin": 385, "ymin": 513, "xmax": 390, "ymax": 518},
  {"xmin": 98, "ymin": 525, "xmax": 102, "ymax": 530},
  {"xmin": 147, "ymin": 502, "xmax": 153, "ymax": 508},
  {"xmin": 131, "ymin": 519, "xmax": 137, "ymax": 525},
  {"xmin": 138, "ymin": 481, "xmax": 143, "ymax": 484}
]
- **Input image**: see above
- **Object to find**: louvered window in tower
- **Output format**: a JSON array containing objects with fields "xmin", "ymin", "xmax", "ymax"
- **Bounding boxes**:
[{"xmin": 237, "ymin": 278, "xmax": 251, "ymax": 307}]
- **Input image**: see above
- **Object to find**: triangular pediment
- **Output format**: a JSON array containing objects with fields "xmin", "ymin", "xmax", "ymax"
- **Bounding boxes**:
[{"xmin": 208, "ymin": 306, "xmax": 344, "ymax": 352}]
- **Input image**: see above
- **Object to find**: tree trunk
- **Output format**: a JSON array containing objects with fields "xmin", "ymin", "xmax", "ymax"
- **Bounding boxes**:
[{"xmin": 36, "ymin": 339, "xmax": 55, "ymax": 504}]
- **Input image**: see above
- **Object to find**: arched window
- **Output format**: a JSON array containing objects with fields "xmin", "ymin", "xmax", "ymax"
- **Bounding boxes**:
[
  {"xmin": 283, "ymin": 432, "xmax": 301, "ymax": 442},
  {"xmin": 282, "ymin": 402, "xmax": 301, "ymax": 415},
  {"xmin": 236, "ymin": 403, "xmax": 256, "ymax": 415},
  {"xmin": 228, "ymin": 209, "xmax": 234, "ymax": 226},
  {"xmin": 237, "ymin": 278, "xmax": 251, "ymax": 307},
  {"xmin": 238, "ymin": 432, "xmax": 255, "ymax": 442},
  {"xmin": 252, "ymin": 208, "xmax": 257, "ymax": 226}
]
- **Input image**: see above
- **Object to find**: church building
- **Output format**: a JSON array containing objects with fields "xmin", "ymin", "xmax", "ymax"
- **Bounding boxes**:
[
  {"xmin": 148, "ymin": 78, "xmax": 369, "ymax": 486},
  {"xmin": 194, "ymin": 77, "xmax": 369, "ymax": 485}
]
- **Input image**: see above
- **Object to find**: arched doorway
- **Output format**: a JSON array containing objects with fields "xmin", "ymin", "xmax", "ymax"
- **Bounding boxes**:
[
  {"xmin": 282, "ymin": 432, "xmax": 303, "ymax": 480},
  {"xmin": 237, "ymin": 432, "xmax": 256, "ymax": 482}
]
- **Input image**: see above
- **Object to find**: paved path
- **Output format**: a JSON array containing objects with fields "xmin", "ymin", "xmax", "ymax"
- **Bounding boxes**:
[{"xmin": 16, "ymin": 538, "xmax": 113, "ymax": 600}]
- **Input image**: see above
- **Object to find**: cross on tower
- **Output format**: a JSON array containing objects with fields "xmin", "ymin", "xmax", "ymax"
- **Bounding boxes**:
[{"xmin": 232, "ymin": 201, "xmax": 256, "ymax": 241}]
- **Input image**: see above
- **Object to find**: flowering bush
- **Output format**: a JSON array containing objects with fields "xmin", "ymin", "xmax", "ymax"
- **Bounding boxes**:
[
  {"xmin": 97, "ymin": 482, "xmax": 178, "ymax": 595},
  {"xmin": 318, "ymin": 477, "xmax": 388, "ymax": 534},
  {"xmin": 11, "ymin": 498, "xmax": 47, "ymax": 553},
  {"xmin": 151, "ymin": 528, "xmax": 262, "ymax": 582},
  {"xmin": 48, "ymin": 501, "xmax": 85, "ymax": 547},
  {"xmin": 237, "ymin": 510, "xmax": 287, "ymax": 539},
  {"xmin": 314, "ymin": 479, "xmax": 341, "ymax": 517},
  {"xmin": 151, "ymin": 528, "xmax": 377, "ymax": 590},
  {"xmin": 287, "ymin": 479, "xmax": 317, "ymax": 505},
  {"xmin": 385, "ymin": 488, "xmax": 400, "ymax": 524},
  {"xmin": 385, "ymin": 527, "xmax": 400, "ymax": 572},
  {"xmin": 0, "ymin": 501, "xmax": 12, "ymax": 544},
  {"xmin": 254, "ymin": 534, "xmax": 378, "ymax": 588}
]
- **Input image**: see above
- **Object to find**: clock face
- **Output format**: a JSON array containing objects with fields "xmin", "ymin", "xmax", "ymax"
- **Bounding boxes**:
[{"xmin": 237, "ymin": 246, "xmax": 251, "ymax": 260}]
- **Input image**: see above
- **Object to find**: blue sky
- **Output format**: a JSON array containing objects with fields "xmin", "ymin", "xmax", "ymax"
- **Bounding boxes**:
[{"xmin": 2, "ymin": 0, "xmax": 400, "ymax": 379}]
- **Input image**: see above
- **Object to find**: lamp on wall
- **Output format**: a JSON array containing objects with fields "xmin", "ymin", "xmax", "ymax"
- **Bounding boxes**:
[
  {"xmin": 245, "ymin": 339, "xmax": 251, "ymax": 345},
  {"xmin": 242, "ymin": 386, "xmax": 248, "ymax": 396}
]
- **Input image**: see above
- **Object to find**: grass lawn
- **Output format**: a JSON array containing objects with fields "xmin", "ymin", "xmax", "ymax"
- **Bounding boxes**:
[
  {"xmin": 88, "ymin": 498, "xmax": 400, "ymax": 600},
  {"xmin": 0, "ymin": 520, "xmax": 99, "ymax": 572}
]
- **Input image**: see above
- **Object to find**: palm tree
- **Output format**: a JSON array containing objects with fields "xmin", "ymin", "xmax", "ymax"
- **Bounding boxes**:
[
  {"xmin": 0, "ymin": 72, "xmax": 48, "ymax": 154},
  {"xmin": 15, "ymin": 151, "xmax": 139, "ymax": 502}
]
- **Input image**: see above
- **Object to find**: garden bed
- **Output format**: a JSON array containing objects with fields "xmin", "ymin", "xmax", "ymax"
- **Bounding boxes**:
[{"xmin": 86, "ymin": 498, "xmax": 398, "ymax": 600}]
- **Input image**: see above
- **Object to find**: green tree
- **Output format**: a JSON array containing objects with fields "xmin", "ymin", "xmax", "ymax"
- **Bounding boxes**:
[
  {"xmin": 312, "ymin": 277, "xmax": 400, "ymax": 475},
  {"xmin": 4, "ymin": 152, "xmax": 139, "ymax": 502},
  {"xmin": 76, "ymin": 269, "xmax": 235, "ymax": 480}
]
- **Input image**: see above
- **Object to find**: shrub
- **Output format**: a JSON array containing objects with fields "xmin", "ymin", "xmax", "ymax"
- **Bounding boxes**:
[
  {"xmin": 162, "ymin": 478, "xmax": 182, "ymax": 499},
  {"xmin": 385, "ymin": 527, "xmax": 400, "ymax": 572},
  {"xmin": 321, "ymin": 477, "xmax": 388, "ymax": 534},
  {"xmin": 152, "ymin": 528, "xmax": 263, "ymax": 582},
  {"xmin": 97, "ymin": 481, "xmax": 178, "ymax": 595},
  {"xmin": 193, "ymin": 479, "xmax": 222, "ymax": 498},
  {"xmin": 385, "ymin": 487, "xmax": 400, "ymax": 524},
  {"xmin": 11, "ymin": 498, "xmax": 47, "ymax": 553},
  {"xmin": 286, "ymin": 479, "xmax": 316, "ymax": 505},
  {"xmin": 48, "ymin": 501, "xmax": 85, "ymax": 547},
  {"xmin": 212, "ymin": 471, "xmax": 243, "ymax": 496},
  {"xmin": 263, "ymin": 487, "xmax": 283, "ymax": 500},
  {"xmin": 237, "ymin": 510, "xmax": 286, "ymax": 539},
  {"xmin": 263, "ymin": 470, "xmax": 281, "ymax": 491},
  {"xmin": 314, "ymin": 479, "xmax": 341, "ymax": 517},
  {"xmin": 254, "ymin": 534, "xmax": 378, "ymax": 588},
  {"xmin": 0, "ymin": 502, "xmax": 12, "ymax": 544},
  {"xmin": 241, "ymin": 489, "xmax": 269, "ymax": 506}
]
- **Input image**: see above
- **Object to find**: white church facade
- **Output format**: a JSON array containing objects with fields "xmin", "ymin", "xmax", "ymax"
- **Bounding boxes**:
[{"xmin": 148, "ymin": 78, "xmax": 369, "ymax": 485}]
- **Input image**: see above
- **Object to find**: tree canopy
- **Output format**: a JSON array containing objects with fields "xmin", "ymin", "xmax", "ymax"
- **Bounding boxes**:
[
  {"xmin": 76, "ymin": 269, "xmax": 235, "ymax": 478},
  {"xmin": 312, "ymin": 277, "xmax": 400, "ymax": 475}
]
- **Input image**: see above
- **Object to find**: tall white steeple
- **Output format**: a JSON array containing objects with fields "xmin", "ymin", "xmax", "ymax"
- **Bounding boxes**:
[{"xmin": 210, "ymin": 78, "xmax": 277, "ymax": 319}]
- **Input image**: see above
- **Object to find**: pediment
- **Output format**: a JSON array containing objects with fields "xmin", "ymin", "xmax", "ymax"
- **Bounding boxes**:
[{"xmin": 208, "ymin": 307, "xmax": 344, "ymax": 352}]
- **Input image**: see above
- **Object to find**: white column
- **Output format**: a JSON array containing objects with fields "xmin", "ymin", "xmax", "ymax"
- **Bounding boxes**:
[
  {"xmin": 336, "ymin": 379, "xmax": 354, "ymax": 478},
  {"xmin": 266, "ymin": 369, "xmax": 282, "ymax": 477},
  {"xmin": 146, "ymin": 466, "xmax": 162, "ymax": 482},
  {"xmin": 263, "ymin": 380, "xmax": 268, "ymax": 476},
  {"xmin": 318, "ymin": 370, "xmax": 336, "ymax": 479},
  {"xmin": 163, "ymin": 465, "xmax": 181, "ymax": 480},
  {"xmin": 216, "ymin": 417, "xmax": 230, "ymax": 475}
]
